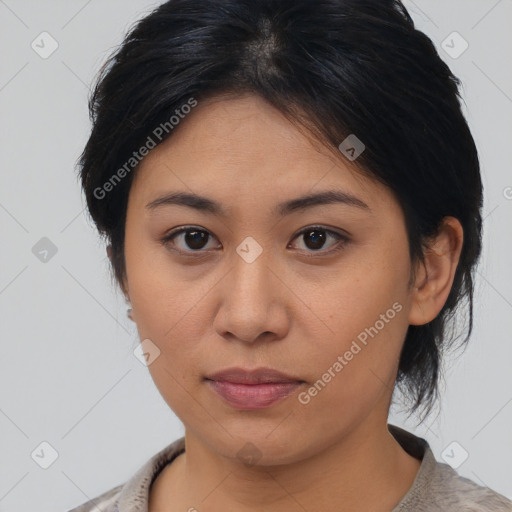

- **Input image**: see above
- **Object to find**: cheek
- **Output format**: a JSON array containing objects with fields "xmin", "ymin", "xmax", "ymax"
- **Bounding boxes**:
[
  {"xmin": 296, "ymin": 296, "xmax": 408, "ymax": 434},
  {"xmin": 124, "ymin": 228, "xmax": 220, "ymax": 366},
  {"xmin": 321, "ymin": 241, "xmax": 410, "ymax": 340},
  {"xmin": 305, "ymin": 245, "xmax": 411, "ymax": 398},
  {"xmin": 124, "ymin": 225, "xmax": 202, "ymax": 337}
]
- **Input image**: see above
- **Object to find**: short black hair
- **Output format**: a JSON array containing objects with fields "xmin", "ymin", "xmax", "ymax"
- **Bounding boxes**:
[{"xmin": 79, "ymin": 0, "xmax": 483, "ymax": 421}]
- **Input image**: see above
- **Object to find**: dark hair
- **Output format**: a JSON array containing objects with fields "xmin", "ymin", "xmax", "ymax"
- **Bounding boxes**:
[{"xmin": 79, "ymin": 0, "xmax": 483, "ymax": 421}]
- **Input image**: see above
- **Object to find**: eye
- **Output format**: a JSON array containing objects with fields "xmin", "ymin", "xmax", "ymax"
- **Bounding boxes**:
[
  {"xmin": 160, "ymin": 226, "xmax": 220, "ymax": 254},
  {"xmin": 160, "ymin": 225, "xmax": 349, "ymax": 257},
  {"xmin": 289, "ymin": 226, "xmax": 349, "ymax": 256}
]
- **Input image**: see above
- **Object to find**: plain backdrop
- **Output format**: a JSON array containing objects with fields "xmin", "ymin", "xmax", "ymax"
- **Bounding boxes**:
[{"xmin": 0, "ymin": 1, "xmax": 511, "ymax": 510}]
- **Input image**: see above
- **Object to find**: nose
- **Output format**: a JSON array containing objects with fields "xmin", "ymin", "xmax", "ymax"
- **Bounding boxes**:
[{"xmin": 212, "ymin": 249, "xmax": 290, "ymax": 344}]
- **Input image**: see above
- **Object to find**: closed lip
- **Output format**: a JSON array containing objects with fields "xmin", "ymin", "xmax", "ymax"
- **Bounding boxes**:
[{"xmin": 205, "ymin": 367, "xmax": 304, "ymax": 384}]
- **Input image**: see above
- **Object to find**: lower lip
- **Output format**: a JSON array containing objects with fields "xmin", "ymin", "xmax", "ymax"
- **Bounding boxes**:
[{"xmin": 206, "ymin": 380, "xmax": 303, "ymax": 409}]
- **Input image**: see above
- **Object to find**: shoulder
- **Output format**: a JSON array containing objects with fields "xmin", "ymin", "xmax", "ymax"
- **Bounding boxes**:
[
  {"xmin": 66, "ymin": 437, "xmax": 186, "ymax": 512},
  {"xmin": 67, "ymin": 485, "xmax": 123, "ymax": 512},
  {"xmin": 425, "ymin": 458, "xmax": 512, "ymax": 511},
  {"xmin": 389, "ymin": 425, "xmax": 512, "ymax": 512}
]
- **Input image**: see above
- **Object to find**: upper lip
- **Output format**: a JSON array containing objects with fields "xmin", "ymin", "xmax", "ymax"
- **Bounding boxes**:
[{"xmin": 206, "ymin": 367, "xmax": 304, "ymax": 384}]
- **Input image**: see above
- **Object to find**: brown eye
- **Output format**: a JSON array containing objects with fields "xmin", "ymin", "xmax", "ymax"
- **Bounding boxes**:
[
  {"xmin": 161, "ymin": 227, "xmax": 219, "ymax": 253},
  {"xmin": 303, "ymin": 229, "xmax": 327, "ymax": 250},
  {"xmin": 290, "ymin": 226, "xmax": 349, "ymax": 255},
  {"xmin": 182, "ymin": 229, "xmax": 209, "ymax": 250}
]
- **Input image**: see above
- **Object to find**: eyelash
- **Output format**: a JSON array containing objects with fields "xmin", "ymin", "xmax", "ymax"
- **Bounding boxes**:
[{"xmin": 160, "ymin": 225, "xmax": 350, "ymax": 258}]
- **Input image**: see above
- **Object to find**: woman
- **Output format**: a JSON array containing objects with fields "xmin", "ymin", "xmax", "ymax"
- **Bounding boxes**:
[{"xmin": 70, "ymin": 0, "xmax": 512, "ymax": 510}]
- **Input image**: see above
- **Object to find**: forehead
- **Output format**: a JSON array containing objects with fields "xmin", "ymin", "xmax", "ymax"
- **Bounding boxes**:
[{"xmin": 128, "ymin": 94, "xmax": 398, "ymax": 217}]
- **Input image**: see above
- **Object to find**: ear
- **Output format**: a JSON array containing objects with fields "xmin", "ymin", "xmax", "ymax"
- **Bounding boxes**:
[
  {"xmin": 106, "ymin": 244, "xmax": 130, "ymax": 302},
  {"xmin": 408, "ymin": 217, "xmax": 464, "ymax": 326}
]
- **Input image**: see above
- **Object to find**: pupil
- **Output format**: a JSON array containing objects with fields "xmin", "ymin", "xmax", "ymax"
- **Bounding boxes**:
[
  {"xmin": 183, "ymin": 230, "xmax": 327, "ymax": 251},
  {"xmin": 185, "ymin": 230, "xmax": 208, "ymax": 250},
  {"xmin": 305, "ymin": 230, "xmax": 325, "ymax": 250}
]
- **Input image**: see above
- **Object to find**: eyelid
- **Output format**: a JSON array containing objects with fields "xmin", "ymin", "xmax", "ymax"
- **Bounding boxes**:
[
  {"xmin": 160, "ymin": 225, "xmax": 350, "ymax": 256},
  {"xmin": 289, "ymin": 225, "xmax": 350, "ymax": 256},
  {"xmin": 161, "ymin": 225, "xmax": 220, "ymax": 254}
]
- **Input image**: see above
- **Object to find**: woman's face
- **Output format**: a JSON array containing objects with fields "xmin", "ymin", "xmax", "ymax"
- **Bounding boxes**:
[{"xmin": 123, "ymin": 93, "xmax": 417, "ymax": 465}]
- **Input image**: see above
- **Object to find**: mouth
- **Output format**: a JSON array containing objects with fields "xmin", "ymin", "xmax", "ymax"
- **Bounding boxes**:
[{"xmin": 204, "ymin": 367, "xmax": 305, "ymax": 410}]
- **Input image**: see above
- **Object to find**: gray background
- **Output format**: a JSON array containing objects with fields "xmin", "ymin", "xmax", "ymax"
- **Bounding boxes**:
[{"xmin": 0, "ymin": 1, "xmax": 511, "ymax": 510}]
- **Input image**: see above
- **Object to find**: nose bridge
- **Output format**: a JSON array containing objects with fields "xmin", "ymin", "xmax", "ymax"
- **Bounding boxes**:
[{"xmin": 229, "ymin": 241, "xmax": 275, "ymax": 307}]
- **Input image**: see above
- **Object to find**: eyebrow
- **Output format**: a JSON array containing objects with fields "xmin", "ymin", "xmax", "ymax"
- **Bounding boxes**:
[{"xmin": 145, "ymin": 190, "xmax": 371, "ymax": 217}]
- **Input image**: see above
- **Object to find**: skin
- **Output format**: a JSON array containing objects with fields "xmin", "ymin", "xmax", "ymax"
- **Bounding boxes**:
[{"xmin": 117, "ymin": 93, "xmax": 463, "ymax": 512}]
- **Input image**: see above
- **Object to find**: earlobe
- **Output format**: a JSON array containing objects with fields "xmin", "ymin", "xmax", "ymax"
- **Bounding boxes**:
[{"xmin": 408, "ymin": 217, "xmax": 464, "ymax": 326}]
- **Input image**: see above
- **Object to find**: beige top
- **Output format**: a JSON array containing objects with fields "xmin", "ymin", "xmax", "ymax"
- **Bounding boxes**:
[{"xmin": 68, "ymin": 424, "xmax": 512, "ymax": 511}]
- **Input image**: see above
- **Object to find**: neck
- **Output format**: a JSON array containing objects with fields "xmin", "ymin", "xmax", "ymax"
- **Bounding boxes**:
[{"xmin": 152, "ymin": 416, "xmax": 421, "ymax": 512}]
